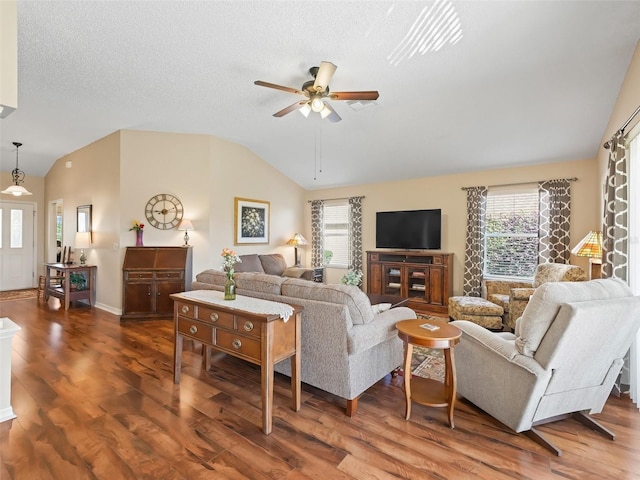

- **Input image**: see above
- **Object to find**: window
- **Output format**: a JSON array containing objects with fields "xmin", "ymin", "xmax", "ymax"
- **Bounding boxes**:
[
  {"xmin": 484, "ymin": 187, "xmax": 538, "ymax": 278},
  {"xmin": 323, "ymin": 200, "xmax": 349, "ymax": 267}
]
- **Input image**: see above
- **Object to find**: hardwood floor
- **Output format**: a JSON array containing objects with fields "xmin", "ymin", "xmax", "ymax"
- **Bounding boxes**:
[{"xmin": 1, "ymin": 297, "xmax": 639, "ymax": 479}]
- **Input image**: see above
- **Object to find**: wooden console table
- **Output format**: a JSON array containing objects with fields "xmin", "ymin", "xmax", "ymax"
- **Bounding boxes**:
[
  {"xmin": 171, "ymin": 290, "xmax": 302, "ymax": 435},
  {"xmin": 44, "ymin": 263, "xmax": 97, "ymax": 310}
]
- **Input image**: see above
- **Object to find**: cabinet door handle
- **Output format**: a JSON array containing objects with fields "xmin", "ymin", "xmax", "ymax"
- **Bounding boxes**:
[
  {"xmin": 181, "ymin": 305, "xmax": 190, "ymax": 314},
  {"xmin": 232, "ymin": 339, "xmax": 242, "ymax": 349},
  {"xmin": 243, "ymin": 321, "xmax": 254, "ymax": 332},
  {"xmin": 189, "ymin": 325, "xmax": 198, "ymax": 335},
  {"xmin": 210, "ymin": 312, "xmax": 219, "ymax": 322},
  {"xmin": 147, "ymin": 287, "xmax": 151, "ymax": 296}
]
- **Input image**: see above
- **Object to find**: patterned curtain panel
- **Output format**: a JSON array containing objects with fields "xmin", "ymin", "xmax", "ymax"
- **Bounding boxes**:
[
  {"xmin": 463, "ymin": 186, "xmax": 487, "ymax": 296},
  {"xmin": 310, "ymin": 200, "xmax": 324, "ymax": 267},
  {"xmin": 348, "ymin": 196, "xmax": 364, "ymax": 272},
  {"xmin": 538, "ymin": 179, "xmax": 571, "ymax": 264},
  {"xmin": 602, "ymin": 131, "xmax": 629, "ymax": 280}
]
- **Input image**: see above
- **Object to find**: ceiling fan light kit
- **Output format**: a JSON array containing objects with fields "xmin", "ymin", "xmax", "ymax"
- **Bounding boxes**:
[{"xmin": 255, "ymin": 61, "xmax": 379, "ymax": 123}]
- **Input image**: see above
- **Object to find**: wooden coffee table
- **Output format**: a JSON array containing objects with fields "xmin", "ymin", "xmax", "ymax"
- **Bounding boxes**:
[{"xmin": 396, "ymin": 319, "xmax": 462, "ymax": 428}]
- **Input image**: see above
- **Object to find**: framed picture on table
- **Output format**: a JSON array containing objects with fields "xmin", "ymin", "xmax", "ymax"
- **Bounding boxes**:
[{"xmin": 234, "ymin": 197, "xmax": 269, "ymax": 244}]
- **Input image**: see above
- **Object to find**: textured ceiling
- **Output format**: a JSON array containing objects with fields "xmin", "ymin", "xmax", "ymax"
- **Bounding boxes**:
[{"xmin": 2, "ymin": 1, "xmax": 640, "ymax": 190}]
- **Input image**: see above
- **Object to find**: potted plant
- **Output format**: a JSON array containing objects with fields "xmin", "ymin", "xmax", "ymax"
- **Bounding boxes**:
[
  {"xmin": 323, "ymin": 250, "xmax": 333, "ymax": 265},
  {"xmin": 69, "ymin": 272, "xmax": 87, "ymax": 291},
  {"xmin": 341, "ymin": 269, "xmax": 363, "ymax": 287}
]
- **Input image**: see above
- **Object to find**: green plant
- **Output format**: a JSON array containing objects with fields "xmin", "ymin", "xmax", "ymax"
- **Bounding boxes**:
[
  {"xmin": 341, "ymin": 269, "xmax": 363, "ymax": 287},
  {"xmin": 69, "ymin": 272, "xmax": 87, "ymax": 290},
  {"xmin": 323, "ymin": 250, "xmax": 333, "ymax": 265}
]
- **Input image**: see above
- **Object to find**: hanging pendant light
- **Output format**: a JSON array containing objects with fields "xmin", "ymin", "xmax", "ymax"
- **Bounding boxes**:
[{"xmin": 1, "ymin": 142, "xmax": 32, "ymax": 196}]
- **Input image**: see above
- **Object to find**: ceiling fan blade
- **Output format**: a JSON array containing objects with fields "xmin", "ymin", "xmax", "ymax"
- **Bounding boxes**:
[
  {"xmin": 254, "ymin": 80, "xmax": 304, "ymax": 96},
  {"xmin": 313, "ymin": 61, "xmax": 337, "ymax": 92},
  {"xmin": 273, "ymin": 101, "xmax": 307, "ymax": 117},
  {"xmin": 323, "ymin": 102, "xmax": 342, "ymax": 123},
  {"xmin": 328, "ymin": 91, "xmax": 379, "ymax": 101}
]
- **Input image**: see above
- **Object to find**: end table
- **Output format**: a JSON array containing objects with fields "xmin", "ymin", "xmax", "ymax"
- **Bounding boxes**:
[{"xmin": 396, "ymin": 319, "xmax": 462, "ymax": 428}]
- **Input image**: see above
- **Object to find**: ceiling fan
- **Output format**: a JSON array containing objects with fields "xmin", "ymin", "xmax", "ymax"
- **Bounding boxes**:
[{"xmin": 254, "ymin": 61, "xmax": 379, "ymax": 123}]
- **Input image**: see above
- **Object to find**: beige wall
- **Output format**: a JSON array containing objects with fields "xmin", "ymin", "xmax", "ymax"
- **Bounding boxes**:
[
  {"xmin": 0, "ymin": 170, "xmax": 45, "ymax": 282},
  {"xmin": 305, "ymin": 158, "xmax": 599, "ymax": 293},
  {"xmin": 45, "ymin": 132, "xmax": 121, "ymax": 310},
  {"xmin": 43, "ymin": 129, "xmax": 305, "ymax": 313}
]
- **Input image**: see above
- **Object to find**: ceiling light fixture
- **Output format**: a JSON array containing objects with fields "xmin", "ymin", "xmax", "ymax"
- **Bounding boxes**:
[
  {"xmin": 310, "ymin": 95, "xmax": 325, "ymax": 113},
  {"xmin": 320, "ymin": 105, "xmax": 332, "ymax": 119},
  {"xmin": 298, "ymin": 103, "xmax": 311, "ymax": 118},
  {"xmin": 1, "ymin": 142, "xmax": 32, "ymax": 196}
]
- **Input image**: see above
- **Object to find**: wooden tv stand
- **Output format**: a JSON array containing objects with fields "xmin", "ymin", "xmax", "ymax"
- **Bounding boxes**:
[{"xmin": 366, "ymin": 251, "xmax": 453, "ymax": 316}]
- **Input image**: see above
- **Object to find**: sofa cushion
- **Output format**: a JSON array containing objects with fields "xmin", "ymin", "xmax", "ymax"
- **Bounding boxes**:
[
  {"xmin": 235, "ymin": 272, "xmax": 285, "ymax": 295},
  {"xmin": 259, "ymin": 254, "xmax": 287, "ymax": 276},
  {"xmin": 194, "ymin": 269, "xmax": 227, "ymax": 287},
  {"xmin": 281, "ymin": 278, "xmax": 374, "ymax": 325},
  {"xmin": 234, "ymin": 254, "xmax": 265, "ymax": 273},
  {"xmin": 515, "ymin": 278, "xmax": 633, "ymax": 357}
]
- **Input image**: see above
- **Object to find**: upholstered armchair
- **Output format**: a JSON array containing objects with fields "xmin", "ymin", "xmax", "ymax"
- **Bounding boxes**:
[
  {"xmin": 507, "ymin": 263, "xmax": 587, "ymax": 329},
  {"xmin": 451, "ymin": 279, "xmax": 640, "ymax": 455},
  {"xmin": 483, "ymin": 279, "xmax": 532, "ymax": 327}
]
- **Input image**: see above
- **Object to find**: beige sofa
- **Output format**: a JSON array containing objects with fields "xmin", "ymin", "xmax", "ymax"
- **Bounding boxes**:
[
  {"xmin": 192, "ymin": 270, "xmax": 417, "ymax": 415},
  {"xmin": 231, "ymin": 253, "xmax": 314, "ymax": 281}
]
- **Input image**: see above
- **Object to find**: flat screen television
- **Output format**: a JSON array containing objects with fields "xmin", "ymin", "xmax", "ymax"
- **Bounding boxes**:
[{"xmin": 376, "ymin": 209, "xmax": 441, "ymax": 250}]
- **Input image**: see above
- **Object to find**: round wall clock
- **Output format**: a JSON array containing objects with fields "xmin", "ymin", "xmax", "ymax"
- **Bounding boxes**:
[{"xmin": 145, "ymin": 193, "xmax": 184, "ymax": 230}]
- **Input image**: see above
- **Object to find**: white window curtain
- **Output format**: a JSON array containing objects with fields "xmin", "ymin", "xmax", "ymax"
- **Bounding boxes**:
[{"xmin": 628, "ymin": 130, "xmax": 639, "ymax": 409}]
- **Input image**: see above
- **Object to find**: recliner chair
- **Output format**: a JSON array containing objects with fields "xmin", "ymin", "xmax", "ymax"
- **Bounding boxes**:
[{"xmin": 451, "ymin": 278, "xmax": 640, "ymax": 456}]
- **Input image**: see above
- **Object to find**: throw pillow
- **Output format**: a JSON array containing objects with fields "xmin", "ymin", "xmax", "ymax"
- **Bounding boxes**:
[
  {"xmin": 259, "ymin": 254, "xmax": 287, "ymax": 276},
  {"xmin": 234, "ymin": 254, "xmax": 265, "ymax": 273}
]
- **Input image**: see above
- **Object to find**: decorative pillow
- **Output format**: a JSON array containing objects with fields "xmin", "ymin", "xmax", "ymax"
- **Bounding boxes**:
[
  {"xmin": 234, "ymin": 254, "xmax": 265, "ymax": 273},
  {"xmin": 195, "ymin": 269, "xmax": 227, "ymax": 287},
  {"xmin": 235, "ymin": 272, "xmax": 285, "ymax": 295},
  {"xmin": 515, "ymin": 278, "xmax": 633, "ymax": 357},
  {"xmin": 282, "ymin": 278, "xmax": 374, "ymax": 324},
  {"xmin": 259, "ymin": 254, "xmax": 287, "ymax": 276}
]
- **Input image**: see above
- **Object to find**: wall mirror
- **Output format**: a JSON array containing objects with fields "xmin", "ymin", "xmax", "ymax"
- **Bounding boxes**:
[{"xmin": 77, "ymin": 204, "xmax": 92, "ymax": 239}]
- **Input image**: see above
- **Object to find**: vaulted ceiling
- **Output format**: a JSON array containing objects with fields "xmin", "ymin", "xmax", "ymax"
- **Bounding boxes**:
[{"xmin": 2, "ymin": 1, "xmax": 640, "ymax": 190}]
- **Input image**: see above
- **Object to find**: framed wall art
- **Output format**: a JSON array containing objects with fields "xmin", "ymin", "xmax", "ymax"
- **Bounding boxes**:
[
  {"xmin": 77, "ymin": 204, "xmax": 92, "ymax": 240},
  {"xmin": 234, "ymin": 197, "xmax": 270, "ymax": 244}
]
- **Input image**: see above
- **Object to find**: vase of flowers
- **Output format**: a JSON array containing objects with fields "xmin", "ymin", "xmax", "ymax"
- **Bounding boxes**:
[
  {"xmin": 130, "ymin": 221, "xmax": 144, "ymax": 246},
  {"xmin": 221, "ymin": 247, "xmax": 242, "ymax": 300}
]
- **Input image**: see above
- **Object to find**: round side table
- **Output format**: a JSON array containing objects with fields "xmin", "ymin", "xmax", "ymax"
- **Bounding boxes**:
[{"xmin": 396, "ymin": 319, "xmax": 462, "ymax": 428}]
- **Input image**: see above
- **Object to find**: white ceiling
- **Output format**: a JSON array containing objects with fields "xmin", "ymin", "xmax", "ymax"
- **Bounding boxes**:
[{"xmin": 2, "ymin": 1, "xmax": 640, "ymax": 190}]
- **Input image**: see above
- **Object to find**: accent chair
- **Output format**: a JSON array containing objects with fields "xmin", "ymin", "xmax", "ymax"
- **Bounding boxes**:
[{"xmin": 451, "ymin": 278, "xmax": 640, "ymax": 456}]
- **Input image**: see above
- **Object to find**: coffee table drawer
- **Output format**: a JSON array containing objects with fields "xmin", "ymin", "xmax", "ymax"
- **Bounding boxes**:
[
  {"xmin": 197, "ymin": 306, "xmax": 235, "ymax": 329},
  {"xmin": 236, "ymin": 315, "xmax": 261, "ymax": 338},
  {"xmin": 216, "ymin": 330, "xmax": 260, "ymax": 361},
  {"xmin": 177, "ymin": 317, "xmax": 214, "ymax": 343}
]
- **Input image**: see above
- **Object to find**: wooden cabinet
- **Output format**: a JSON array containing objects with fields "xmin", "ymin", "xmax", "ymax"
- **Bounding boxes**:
[
  {"xmin": 366, "ymin": 251, "xmax": 453, "ymax": 315},
  {"xmin": 121, "ymin": 246, "xmax": 192, "ymax": 321}
]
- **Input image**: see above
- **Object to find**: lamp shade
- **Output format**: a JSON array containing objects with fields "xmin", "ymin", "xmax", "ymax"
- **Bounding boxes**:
[
  {"xmin": 286, "ymin": 233, "xmax": 308, "ymax": 247},
  {"xmin": 74, "ymin": 231, "xmax": 91, "ymax": 249},
  {"xmin": 177, "ymin": 219, "xmax": 194, "ymax": 231},
  {"xmin": 571, "ymin": 231, "xmax": 602, "ymax": 258}
]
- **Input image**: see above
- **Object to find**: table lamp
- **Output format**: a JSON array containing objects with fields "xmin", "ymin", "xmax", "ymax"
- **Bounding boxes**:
[
  {"xmin": 177, "ymin": 219, "xmax": 194, "ymax": 246},
  {"xmin": 74, "ymin": 231, "xmax": 91, "ymax": 266},
  {"xmin": 571, "ymin": 231, "xmax": 603, "ymax": 279},
  {"xmin": 286, "ymin": 233, "xmax": 308, "ymax": 267}
]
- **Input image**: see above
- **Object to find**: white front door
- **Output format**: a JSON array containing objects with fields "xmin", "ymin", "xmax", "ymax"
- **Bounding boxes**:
[{"xmin": 0, "ymin": 201, "xmax": 36, "ymax": 291}]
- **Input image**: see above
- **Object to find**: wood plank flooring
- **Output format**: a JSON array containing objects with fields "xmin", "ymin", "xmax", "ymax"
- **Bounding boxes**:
[{"xmin": 1, "ymin": 297, "xmax": 639, "ymax": 479}]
